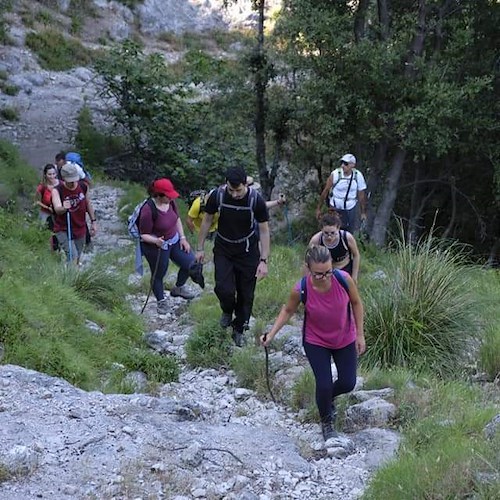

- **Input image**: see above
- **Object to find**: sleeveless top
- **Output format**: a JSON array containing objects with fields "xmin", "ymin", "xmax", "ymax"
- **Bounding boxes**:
[{"xmin": 320, "ymin": 230, "xmax": 351, "ymax": 263}]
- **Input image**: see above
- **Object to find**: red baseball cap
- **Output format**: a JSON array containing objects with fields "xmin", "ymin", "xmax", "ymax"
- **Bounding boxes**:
[{"xmin": 152, "ymin": 178, "xmax": 179, "ymax": 199}]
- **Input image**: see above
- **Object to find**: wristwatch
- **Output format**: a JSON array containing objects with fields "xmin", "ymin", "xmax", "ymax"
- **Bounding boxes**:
[{"xmin": 260, "ymin": 258, "xmax": 268, "ymax": 264}]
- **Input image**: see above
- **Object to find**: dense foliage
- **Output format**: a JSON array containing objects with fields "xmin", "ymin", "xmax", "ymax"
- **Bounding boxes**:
[{"xmin": 89, "ymin": 1, "xmax": 499, "ymax": 260}]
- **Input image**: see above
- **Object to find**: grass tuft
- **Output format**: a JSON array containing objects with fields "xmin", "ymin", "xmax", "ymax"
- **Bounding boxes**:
[
  {"xmin": 185, "ymin": 319, "xmax": 232, "ymax": 369},
  {"xmin": 25, "ymin": 29, "xmax": 94, "ymax": 71},
  {"xmin": 362, "ymin": 232, "xmax": 480, "ymax": 375}
]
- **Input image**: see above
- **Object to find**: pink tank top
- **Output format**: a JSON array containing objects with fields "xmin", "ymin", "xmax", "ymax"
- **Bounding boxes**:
[{"xmin": 294, "ymin": 272, "xmax": 356, "ymax": 349}]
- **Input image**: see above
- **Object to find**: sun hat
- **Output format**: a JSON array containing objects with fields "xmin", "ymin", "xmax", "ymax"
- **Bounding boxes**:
[{"xmin": 60, "ymin": 162, "xmax": 81, "ymax": 182}]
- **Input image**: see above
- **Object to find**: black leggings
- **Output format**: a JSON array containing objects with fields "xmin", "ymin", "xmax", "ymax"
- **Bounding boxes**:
[{"xmin": 303, "ymin": 340, "xmax": 357, "ymax": 423}]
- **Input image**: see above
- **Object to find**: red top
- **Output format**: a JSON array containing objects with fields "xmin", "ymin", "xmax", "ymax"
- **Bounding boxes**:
[
  {"xmin": 36, "ymin": 183, "xmax": 56, "ymax": 214},
  {"xmin": 52, "ymin": 182, "xmax": 88, "ymax": 239},
  {"xmin": 138, "ymin": 201, "xmax": 179, "ymax": 241}
]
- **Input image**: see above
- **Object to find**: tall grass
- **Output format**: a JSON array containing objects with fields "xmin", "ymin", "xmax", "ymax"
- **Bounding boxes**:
[{"xmin": 362, "ymin": 232, "xmax": 480, "ymax": 376}]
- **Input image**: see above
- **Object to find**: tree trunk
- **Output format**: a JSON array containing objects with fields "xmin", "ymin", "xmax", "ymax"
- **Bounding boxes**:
[
  {"xmin": 377, "ymin": 0, "xmax": 390, "ymax": 40},
  {"xmin": 354, "ymin": 0, "xmax": 370, "ymax": 42},
  {"xmin": 371, "ymin": 148, "xmax": 407, "ymax": 246},
  {"xmin": 366, "ymin": 141, "xmax": 388, "ymax": 234},
  {"xmin": 371, "ymin": 0, "xmax": 427, "ymax": 246},
  {"xmin": 254, "ymin": 0, "xmax": 270, "ymax": 198}
]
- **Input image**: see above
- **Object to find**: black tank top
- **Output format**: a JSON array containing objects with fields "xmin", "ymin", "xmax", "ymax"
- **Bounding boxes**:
[{"xmin": 320, "ymin": 230, "xmax": 351, "ymax": 263}]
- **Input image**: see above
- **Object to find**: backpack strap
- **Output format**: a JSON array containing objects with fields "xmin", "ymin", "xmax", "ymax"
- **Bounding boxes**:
[
  {"xmin": 333, "ymin": 269, "xmax": 352, "ymax": 319},
  {"xmin": 340, "ymin": 230, "xmax": 352, "ymax": 260},
  {"xmin": 300, "ymin": 275, "xmax": 307, "ymax": 304},
  {"xmin": 145, "ymin": 198, "xmax": 158, "ymax": 222}
]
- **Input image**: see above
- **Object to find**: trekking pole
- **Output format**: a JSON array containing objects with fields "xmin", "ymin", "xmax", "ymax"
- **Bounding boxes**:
[
  {"xmin": 140, "ymin": 247, "xmax": 161, "ymax": 314},
  {"xmin": 262, "ymin": 332, "xmax": 276, "ymax": 403},
  {"xmin": 66, "ymin": 211, "xmax": 73, "ymax": 263},
  {"xmin": 283, "ymin": 203, "xmax": 293, "ymax": 246}
]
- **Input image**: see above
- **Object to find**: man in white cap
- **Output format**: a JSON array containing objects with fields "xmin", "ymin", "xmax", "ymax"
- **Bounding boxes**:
[{"xmin": 316, "ymin": 153, "xmax": 367, "ymax": 233}]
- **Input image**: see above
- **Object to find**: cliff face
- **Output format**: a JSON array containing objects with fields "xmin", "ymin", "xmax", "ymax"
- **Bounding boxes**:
[{"xmin": 0, "ymin": 0, "xmax": 281, "ymax": 167}]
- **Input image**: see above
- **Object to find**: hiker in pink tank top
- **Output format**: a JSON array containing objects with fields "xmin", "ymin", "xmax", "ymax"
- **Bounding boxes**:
[{"xmin": 261, "ymin": 245, "xmax": 365, "ymax": 441}]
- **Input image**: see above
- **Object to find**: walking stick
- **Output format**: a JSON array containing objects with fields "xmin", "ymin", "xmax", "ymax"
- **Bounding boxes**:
[
  {"xmin": 262, "ymin": 332, "xmax": 276, "ymax": 403},
  {"xmin": 66, "ymin": 210, "xmax": 73, "ymax": 263},
  {"xmin": 284, "ymin": 203, "xmax": 293, "ymax": 246},
  {"xmin": 140, "ymin": 247, "xmax": 161, "ymax": 314}
]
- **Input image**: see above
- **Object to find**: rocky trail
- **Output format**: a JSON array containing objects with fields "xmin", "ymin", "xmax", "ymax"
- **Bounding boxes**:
[{"xmin": 0, "ymin": 183, "xmax": 400, "ymax": 499}]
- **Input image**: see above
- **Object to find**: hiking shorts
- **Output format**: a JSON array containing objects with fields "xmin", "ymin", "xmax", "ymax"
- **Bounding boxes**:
[{"xmin": 55, "ymin": 232, "xmax": 85, "ymax": 259}]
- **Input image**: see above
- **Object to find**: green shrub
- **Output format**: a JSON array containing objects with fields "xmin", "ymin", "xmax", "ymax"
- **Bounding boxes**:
[
  {"xmin": 362, "ymin": 233, "xmax": 480, "ymax": 375},
  {"xmin": 185, "ymin": 319, "xmax": 232, "ymax": 369},
  {"xmin": 120, "ymin": 349, "xmax": 180, "ymax": 384},
  {"xmin": 230, "ymin": 345, "xmax": 269, "ymax": 395},
  {"xmin": 0, "ymin": 140, "xmax": 38, "ymax": 201},
  {"xmin": 0, "ymin": 106, "xmax": 19, "ymax": 121},
  {"xmin": 58, "ymin": 264, "xmax": 125, "ymax": 309},
  {"xmin": 479, "ymin": 324, "xmax": 500, "ymax": 381},
  {"xmin": 0, "ymin": 82, "xmax": 20, "ymax": 96},
  {"xmin": 25, "ymin": 29, "xmax": 94, "ymax": 70},
  {"xmin": 290, "ymin": 369, "xmax": 318, "ymax": 421},
  {"xmin": 74, "ymin": 106, "xmax": 126, "ymax": 170}
]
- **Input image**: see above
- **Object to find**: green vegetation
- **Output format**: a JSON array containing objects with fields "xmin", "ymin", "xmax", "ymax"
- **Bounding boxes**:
[
  {"xmin": 0, "ymin": 82, "xmax": 20, "ymax": 96},
  {"xmin": 74, "ymin": 106, "xmax": 127, "ymax": 172},
  {"xmin": 25, "ymin": 29, "xmax": 94, "ymax": 71},
  {"xmin": 0, "ymin": 143, "xmax": 179, "ymax": 391},
  {"xmin": 0, "ymin": 106, "xmax": 19, "ymax": 122},
  {"xmin": 362, "ymin": 232, "xmax": 481, "ymax": 375},
  {"xmin": 185, "ymin": 319, "xmax": 232, "ymax": 369}
]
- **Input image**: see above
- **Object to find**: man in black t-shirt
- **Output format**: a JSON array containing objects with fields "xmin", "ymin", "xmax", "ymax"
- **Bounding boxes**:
[{"xmin": 195, "ymin": 167, "xmax": 270, "ymax": 346}]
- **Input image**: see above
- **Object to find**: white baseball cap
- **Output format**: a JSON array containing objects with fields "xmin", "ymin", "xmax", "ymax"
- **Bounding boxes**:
[{"xmin": 340, "ymin": 153, "xmax": 356, "ymax": 164}]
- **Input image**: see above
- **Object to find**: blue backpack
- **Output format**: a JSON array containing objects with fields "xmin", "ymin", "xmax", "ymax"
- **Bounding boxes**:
[
  {"xmin": 127, "ymin": 198, "xmax": 158, "ymax": 275},
  {"xmin": 127, "ymin": 198, "xmax": 158, "ymax": 240}
]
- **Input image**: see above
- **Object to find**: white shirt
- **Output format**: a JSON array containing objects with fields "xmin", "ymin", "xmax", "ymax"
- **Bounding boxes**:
[{"xmin": 328, "ymin": 168, "xmax": 367, "ymax": 211}]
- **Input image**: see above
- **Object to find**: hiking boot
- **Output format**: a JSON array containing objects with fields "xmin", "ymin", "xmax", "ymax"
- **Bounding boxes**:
[
  {"xmin": 157, "ymin": 298, "xmax": 169, "ymax": 315},
  {"xmin": 231, "ymin": 328, "xmax": 246, "ymax": 347},
  {"xmin": 219, "ymin": 312, "xmax": 233, "ymax": 329},
  {"xmin": 170, "ymin": 285, "xmax": 195, "ymax": 300},
  {"xmin": 321, "ymin": 422, "xmax": 338, "ymax": 441},
  {"xmin": 189, "ymin": 262, "xmax": 205, "ymax": 289}
]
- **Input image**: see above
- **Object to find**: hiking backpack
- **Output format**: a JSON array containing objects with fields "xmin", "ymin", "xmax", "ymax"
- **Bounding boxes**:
[
  {"xmin": 188, "ymin": 189, "xmax": 208, "ymax": 212},
  {"xmin": 127, "ymin": 198, "xmax": 158, "ymax": 239},
  {"xmin": 214, "ymin": 185, "xmax": 259, "ymax": 244},
  {"xmin": 328, "ymin": 168, "xmax": 359, "ymax": 210}
]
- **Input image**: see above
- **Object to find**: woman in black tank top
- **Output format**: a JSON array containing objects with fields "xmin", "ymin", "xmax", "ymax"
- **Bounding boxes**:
[{"xmin": 308, "ymin": 213, "xmax": 361, "ymax": 282}]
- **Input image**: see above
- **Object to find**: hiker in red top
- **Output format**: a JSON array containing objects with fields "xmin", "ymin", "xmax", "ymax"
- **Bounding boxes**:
[
  {"xmin": 51, "ymin": 162, "xmax": 97, "ymax": 264},
  {"xmin": 35, "ymin": 164, "xmax": 60, "ymax": 229}
]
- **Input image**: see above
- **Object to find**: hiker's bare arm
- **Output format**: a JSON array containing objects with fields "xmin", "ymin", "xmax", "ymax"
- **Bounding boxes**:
[
  {"xmin": 261, "ymin": 289, "xmax": 301, "ymax": 346},
  {"xmin": 185, "ymin": 216, "xmax": 195, "ymax": 234},
  {"xmin": 316, "ymin": 175, "xmax": 333, "ymax": 218},
  {"xmin": 176, "ymin": 218, "xmax": 190, "ymax": 252},
  {"xmin": 358, "ymin": 190, "xmax": 367, "ymax": 220},
  {"xmin": 196, "ymin": 213, "xmax": 214, "ymax": 262},
  {"xmin": 51, "ymin": 188, "xmax": 65, "ymax": 214},
  {"xmin": 256, "ymin": 221, "xmax": 270, "ymax": 280},
  {"xmin": 347, "ymin": 232, "xmax": 360, "ymax": 282},
  {"xmin": 308, "ymin": 231, "xmax": 321, "ymax": 247},
  {"xmin": 345, "ymin": 275, "xmax": 365, "ymax": 355},
  {"xmin": 85, "ymin": 192, "xmax": 97, "ymax": 235}
]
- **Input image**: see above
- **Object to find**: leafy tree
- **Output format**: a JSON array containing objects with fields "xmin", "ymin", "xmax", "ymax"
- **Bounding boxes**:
[{"xmin": 273, "ymin": 0, "xmax": 499, "ymax": 256}]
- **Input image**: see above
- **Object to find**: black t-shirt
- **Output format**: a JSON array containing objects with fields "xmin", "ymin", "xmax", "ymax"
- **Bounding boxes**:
[{"xmin": 205, "ymin": 187, "xmax": 269, "ymax": 255}]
